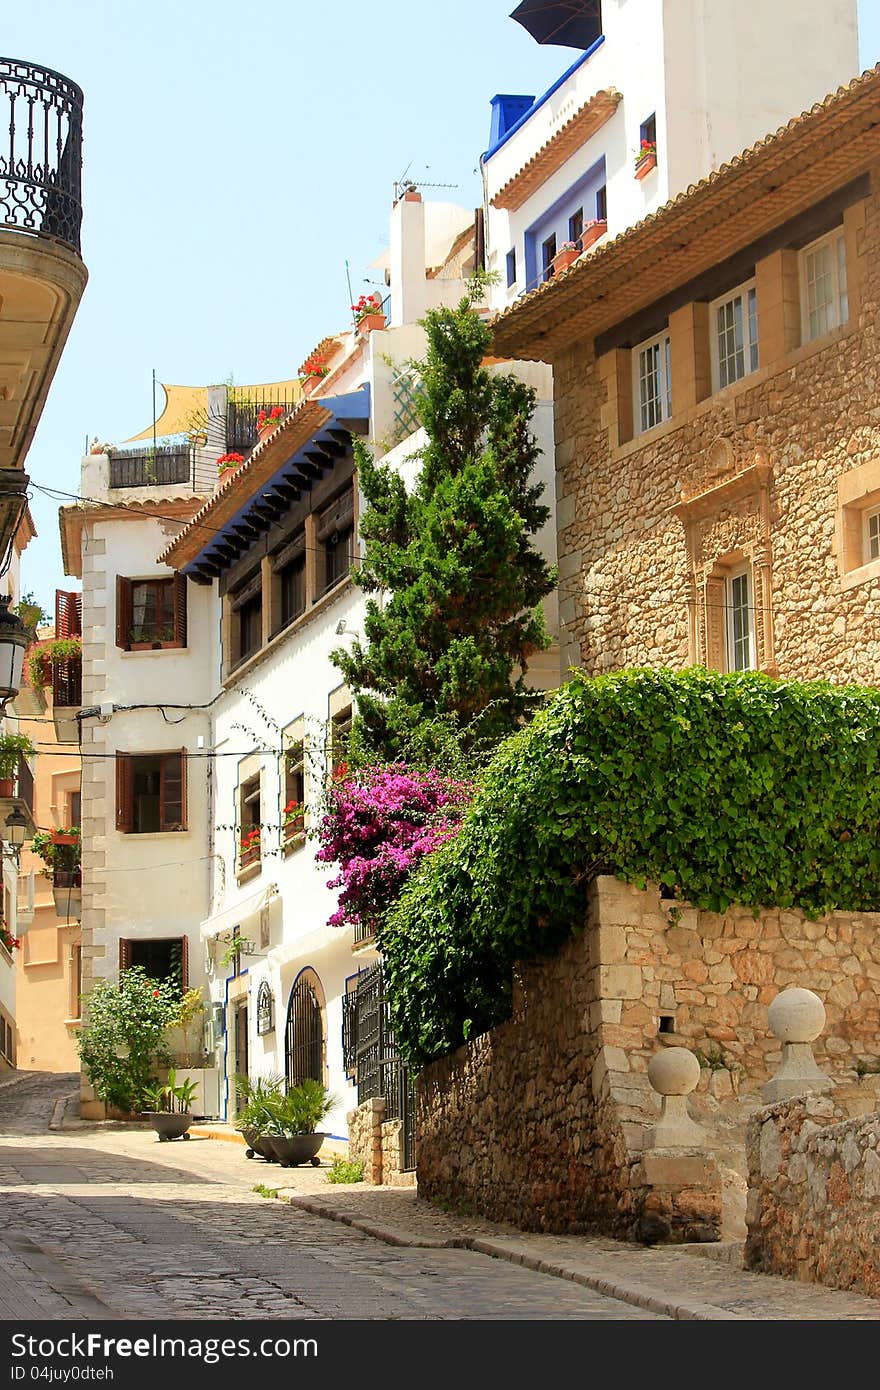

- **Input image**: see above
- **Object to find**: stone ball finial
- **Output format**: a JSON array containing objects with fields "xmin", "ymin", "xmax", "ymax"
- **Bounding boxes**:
[
  {"xmin": 648, "ymin": 1046, "xmax": 701, "ymax": 1098},
  {"xmin": 767, "ymin": 987, "xmax": 825, "ymax": 1044}
]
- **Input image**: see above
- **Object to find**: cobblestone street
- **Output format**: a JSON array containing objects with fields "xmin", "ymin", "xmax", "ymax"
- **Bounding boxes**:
[{"xmin": 0, "ymin": 1074, "xmax": 665, "ymax": 1321}]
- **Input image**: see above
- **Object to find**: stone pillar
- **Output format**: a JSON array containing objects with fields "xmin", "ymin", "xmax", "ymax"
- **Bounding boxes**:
[
  {"xmin": 646, "ymin": 1046, "xmax": 705, "ymax": 1149},
  {"xmin": 761, "ymin": 987, "xmax": 834, "ymax": 1103}
]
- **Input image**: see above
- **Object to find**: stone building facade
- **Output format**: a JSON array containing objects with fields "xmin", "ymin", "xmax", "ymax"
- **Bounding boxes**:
[{"xmin": 493, "ymin": 67, "xmax": 880, "ymax": 687}]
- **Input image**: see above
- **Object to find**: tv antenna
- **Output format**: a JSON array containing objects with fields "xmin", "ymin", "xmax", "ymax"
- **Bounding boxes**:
[{"xmin": 393, "ymin": 161, "xmax": 458, "ymax": 201}]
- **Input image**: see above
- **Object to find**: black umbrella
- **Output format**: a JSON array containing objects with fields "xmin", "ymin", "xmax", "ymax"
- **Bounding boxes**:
[{"xmin": 510, "ymin": 0, "xmax": 602, "ymax": 50}]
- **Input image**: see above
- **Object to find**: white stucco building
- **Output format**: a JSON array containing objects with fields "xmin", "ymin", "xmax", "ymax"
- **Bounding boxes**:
[{"xmin": 484, "ymin": 0, "xmax": 859, "ymax": 309}]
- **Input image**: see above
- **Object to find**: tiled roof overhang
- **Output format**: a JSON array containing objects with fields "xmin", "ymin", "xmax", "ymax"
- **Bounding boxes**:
[
  {"xmin": 59, "ymin": 497, "xmax": 203, "ymax": 579},
  {"xmin": 492, "ymin": 66, "xmax": 880, "ymax": 362},
  {"xmin": 489, "ymin": 87, "xmax": 621, "ymax": 212},
  {"xmin": 158, "ymin": 386, "xmax": 370, "ymax": 581}
]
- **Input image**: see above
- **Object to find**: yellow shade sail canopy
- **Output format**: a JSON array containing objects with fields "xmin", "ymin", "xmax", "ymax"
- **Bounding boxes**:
[{"xmin": 125, "ymin": 380, "xmax": 302, "ymax": 443}]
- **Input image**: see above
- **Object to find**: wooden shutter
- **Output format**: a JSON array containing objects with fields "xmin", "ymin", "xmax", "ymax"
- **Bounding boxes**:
[
  {"xmin": 179, "ymin": 935, "xmax": 189, "ymax": 992},
  {"xmin": 173, "ymin": 573, "xmax": 187, "ymax": 648},
  {"xmin": 160, "ymin": 751, "xmax": 186, "ymax": 831},
  {"xmin": 115, "ymin": 753, "xmax": 133, "ymax": 832},
  {"xmin": 705, "ymin": 577, "xmax": 726, "ymax": 672},
  {"xmin": 56, "ymin": 590, "xmax": 82, "ymax": 638},
  {"xmin": 119, "ymin": 938, "xmax": 133, "ymax": 973},
  {"xmin": 115, "ymin": 577, "xmax": 133, "ymax": 650}
]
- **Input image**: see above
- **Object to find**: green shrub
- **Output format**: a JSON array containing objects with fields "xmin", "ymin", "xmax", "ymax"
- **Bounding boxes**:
[
  {"xmin": 381, "ymin": 668, "xmax": 880, "ymax": 1066},
  {"xmin": 78, "ymin": 966, "xmax": 180, "ymax": 1111},
  {"xmin": 325, "ymin": 1156, "xmax": 364, "ymax": 1184}
]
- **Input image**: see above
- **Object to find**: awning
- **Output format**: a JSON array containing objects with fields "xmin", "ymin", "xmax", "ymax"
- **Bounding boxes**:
[{"xmin": 200, "ymin": 882, "xmax": 279, "ymax": 941}]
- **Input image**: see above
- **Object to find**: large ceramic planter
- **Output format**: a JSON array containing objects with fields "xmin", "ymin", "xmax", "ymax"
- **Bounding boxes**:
[
  {"xmin": 357, "ymin": 313, "xmax": 386, "ymax": 335},
  {"xmin": 551, "ymin": 247, "xmax": 580, "ymax": 275},
  {"xmin": 143, "ymin": 1111, "xmax": 193, "ymax": 1142},
  {"xmin": 579, "ymin": 219, "xmax": 607, "ymax": 251},
  {"xmin": 264, "ymin": 1133, "xmax": 325, "ymax": 1168}
]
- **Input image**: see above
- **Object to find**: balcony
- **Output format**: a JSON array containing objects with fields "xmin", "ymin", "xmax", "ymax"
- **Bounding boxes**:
[
  {"xmin": 52, "ymin": 652, "xmax": 81, "ymax": 744},
  {"xmin": 353, "ymin": 918, "xmax": 377, "ymax": 953},
  {"xmin": 0, "ymin": 752, "xmax": 35, "ymax": 836},
  {"xmin": 108, "ymin": 444, "xmax": 194, "ymax": 490},
  {"xmin": 0, "ymin": 57, "xmax": 87, "ymax": 473}
]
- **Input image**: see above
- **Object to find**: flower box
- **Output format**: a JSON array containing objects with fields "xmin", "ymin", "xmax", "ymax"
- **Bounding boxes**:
[
  {"xmin": 552, "ymin": 245, "xmax": 581, "ymax": 275},
  {"xmin": 239, "ymin": 842, "xmax": 261, "ymax": 869},
  {"xmin": 301, "ymin": 374, "xmax": 325, "ymax": 393},
  {"xmin": 579, "ymin": 218, "xmax": 607, "ymax": 251},
  {"xmin": 357, "ymin": 313, "xmax": 386, "ymax": 336},
  {"xmin": 635, "ymin": 150, "xmax": 657, "ymax": 180}
]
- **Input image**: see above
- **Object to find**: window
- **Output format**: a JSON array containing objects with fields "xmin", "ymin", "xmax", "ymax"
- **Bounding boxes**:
[
  {"xmin": 283, "ymin": 742, "xmax": 306, "ymax": 842},
  {"xmin": 317, "ymin": 489, "xmax": 355, "ymax": 595},
  {"xmin": 596, "ymin": 184, "xmax": 607, "ymax": 223},
  {"xmin": 568, "ymin": 208, "xmax": 584, "ymax": 245},
  {"xmin": 116, "ymin": 751, "xmax": 187, "ymax": 833},
  {"xmin": 800, "ymin": 230, "xmax": 848, "ymax": 343},
  {"xmin": 238, "ymin": 772, "xmax": 262, "ymax": 871},
  {"xmin": 330, "ymin": 705, "xmax": 352, "ymax": 777},
  {"xmin": 238, "ymin": 593, "xmax": 262, "ymax": 661},
  {"xmin": 506, "ymin": 249, "xmax": 517, "ymax": 289},
  {"xmin": 116, "ymin": 574, "xmax": 186, "ymax": 650},
  {"xmin": 67, "ymin": 791, "xmax": 81, "ymax": 827},
  {"xmin": 633, "ymin": 333, "xmax": 672, "ymax": 433},
  {"xmin": 280, "ymin": 553, "xmax": 306, "ymax": 627},
  {"xmin": 640, "ymin": 113, "xmax": 657, "ymax": 147},
  {"xmin": 866, "ymin": 509, "xmax": 880, "ymax": 563},
  {"xmin": 119, "ymin": 936, "xmax": 188, "ymax": 993},
  {"xmin": 725, "ymin": 567, "xmax": 754, "ymax": 672},
  {"xmin": 541, "ymin": 233, "xmax": 557, "ymax": 282},
  {"xmin": 711, "ymin": 281, "xmax": 758, "ymax": 390}
]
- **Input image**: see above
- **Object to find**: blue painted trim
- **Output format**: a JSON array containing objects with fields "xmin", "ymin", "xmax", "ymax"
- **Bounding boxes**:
[
  {"xmin": 482, "ymin": 34, "xmax": 605, "ymax": 163},
  {"xmin": 523, "ymin": 154, "xmax": 606, "ymax": 295},
  {"xmin": 222, "ymin": 964, "xmax": 249, "ymax": 1121},
  {"xmin": 183, "ymin": 385, "xmax": 371, "ymax": 578}
]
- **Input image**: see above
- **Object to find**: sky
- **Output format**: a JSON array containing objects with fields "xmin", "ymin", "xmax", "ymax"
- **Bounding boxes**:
[{"xmin": 4, "ymin": 0, "xmax": 880, "ymax": 610}]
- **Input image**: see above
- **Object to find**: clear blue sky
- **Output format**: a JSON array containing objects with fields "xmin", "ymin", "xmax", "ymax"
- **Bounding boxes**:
[{"xmin": 4, "ymin": 1, "xmax": 880, "ymax": 610}]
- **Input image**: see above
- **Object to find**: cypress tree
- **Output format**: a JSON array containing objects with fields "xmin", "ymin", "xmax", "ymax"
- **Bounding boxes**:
[{"xmin": 332, "ymin": 286, "xmax": 555, "ymax": 766}]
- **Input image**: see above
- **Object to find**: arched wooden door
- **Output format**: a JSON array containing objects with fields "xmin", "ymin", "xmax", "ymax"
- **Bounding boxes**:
[{"xmin": 284, "ymin": 972, "xmax": 324, "ymax": 1089}]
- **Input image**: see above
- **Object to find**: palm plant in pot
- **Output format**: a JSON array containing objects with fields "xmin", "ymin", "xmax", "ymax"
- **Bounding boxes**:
[
  {"xmin": 234, "ymin": 1073, "xmax": 285, "ymax": 1161},
  {"xmin": 141, "ymin": 1068, "xmax": 198, "ymax": 1141},
  {"xmin": 261, "ymin": 1080, "xmax": 338, "ymax": 1168}
]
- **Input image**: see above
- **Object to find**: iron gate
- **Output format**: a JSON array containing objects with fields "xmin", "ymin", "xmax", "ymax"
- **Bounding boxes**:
[
  {"xmin": 284, "ymin": 975, "xmax": 323, "ymax": 1088},
  {"xmin": 352, "ymin": 964, "xmax": 415, "ymax": 1170}
]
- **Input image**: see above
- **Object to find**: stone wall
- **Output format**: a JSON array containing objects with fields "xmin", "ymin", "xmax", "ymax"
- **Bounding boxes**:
[
  {"xmin": 416, "ymin": 877, "xmax": 880, "ymax": 1239},
  {"xmin": 746, "ymin": 1092, "xmax": 880, "ymax": 1296},
  {"xmin": 347, "ymin": 1096, "xmax": 383, "ymax": 1185},
  {"xmin": 551, "ymin": 180, "xmax": 880, "ymax": 686}
]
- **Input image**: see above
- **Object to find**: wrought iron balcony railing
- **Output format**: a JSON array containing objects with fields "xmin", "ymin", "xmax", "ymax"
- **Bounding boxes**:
[{"xmin": 0, "ymin": 57, "xmax": 84, "ymax": 255}]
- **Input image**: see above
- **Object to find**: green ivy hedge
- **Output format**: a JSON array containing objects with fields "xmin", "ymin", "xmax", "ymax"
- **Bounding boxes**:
[{"xmin": 380, "ymin": 668, "xmax": 880, "ymax": 1066}]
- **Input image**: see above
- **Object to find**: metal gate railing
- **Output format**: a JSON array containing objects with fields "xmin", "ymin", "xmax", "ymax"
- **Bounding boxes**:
[
  {"xmin": 285, "ymin": 975, "xmax": 323, "ymax": 1088},
  {"xmin": 352, "ymin": 964, "xmax": 415, "ymax": 1170}
]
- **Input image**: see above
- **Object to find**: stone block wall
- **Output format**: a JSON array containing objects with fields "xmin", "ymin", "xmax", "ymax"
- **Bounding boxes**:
[
  {"xmin": 416, "ymin": 877, "xmax": 880, "ymax": 1239},
  {"xmin": 347, "ymin": 1096, "xmax": 384, "ymax": 1185},
  {"xmin": 550, "ymin": 181, "xmax": 880, "ymax": 687},
  {"xmin": 746, "ymin": 1091, "xmax": 880, "ymax": 1296}
]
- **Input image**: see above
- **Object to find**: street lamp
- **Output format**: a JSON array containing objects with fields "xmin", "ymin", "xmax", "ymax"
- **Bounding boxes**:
[
  {"xmin": 0, "ymin": 593, "xmax": 29, "ymax": 711},
  {"xmin": 3, "ymin": 806, "xmax": 28, "ymax": 863}
]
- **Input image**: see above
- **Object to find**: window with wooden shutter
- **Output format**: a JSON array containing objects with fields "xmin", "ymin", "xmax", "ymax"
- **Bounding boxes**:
[
  {"xmin": 116, "ymin": 753, "xmax": 133, "ymax": 832},
  {"xmin": 160, "ymin": 751, "xmax": 186, "ymax": 831},
  {"xmin": 121, "ymin": 937, "xmax": 188, "ymax": 994},
  {"xmin": 173, "ymin": 573, "xmax": 187, "ymax": 647},
  {"xmin": 116, "ymin": 577, "xmax": 133, "ymax": 649},
  {"xmin": 56, "ymin": 590, "xmax": 82, "ymax": 638},
  {"xmin": 119, "ymin": 938, "xmax": 133, "ymax": 972}
]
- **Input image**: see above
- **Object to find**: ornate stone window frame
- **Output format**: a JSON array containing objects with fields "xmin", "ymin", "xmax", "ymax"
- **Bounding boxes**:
[{"xmin": 671, "ymin": 440, "xmax": 775, "ymax": 674}]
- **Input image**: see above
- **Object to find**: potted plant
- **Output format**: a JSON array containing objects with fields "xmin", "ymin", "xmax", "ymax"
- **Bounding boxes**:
[
  {"xmin": 352, "ymin": 294, "xmax": 386, "ymax": 336},
  {"xmin": 14, "ymin": 592, "xmax": 47, "ymax": 638},
  {"xmin": 235, "ymin": 1074, "xmax": 285, "ymax": 1160},
  {"xmin": 32, "ymin": 828, "xmax": 81, "ymax": 918},
  {"xmin": 0, "ymin": 732, "xmax": 34, "ymax": 795},
  {"xmin": 141, "ymin": 1068, "xmax": 198, "ymax": 1141},
  {"xmin": 298, "ymin": 353, "xmax": 331, "ymax": 393},
  {"xmin": 217, "ymin": 452, "xmax": 245, "ymax": 479},
  {"xmin": 260, "ymin": 1080, "xmax": 338, "ymax": 1168},
  {"xmin": 256, "ymin": 406, "xmax": 286, "ymax": 441},
  {"xmin": 635, "ymin": 140, "xmax": 657, "ymax": 179},
  {"xmin": 282, "ymin": 798, "xmax": 305, "ymax": 843},
  {"xmin": 551, "ymin": 241, "xmax": 581, "ymax": 275},
  {"xmin": 239, "ymin": 826, "xmax": 261, "ymax": 869},
  {"xmin": 579, "ymin": 217, "xmax": 607, "ymax": 251},
  {"xmin": 0, "ymin": 922, "xmax": 20, "ymax": 955},
  {"xmin": 26, "ymin": 647, "xmax": 52, "ymax": 691}
]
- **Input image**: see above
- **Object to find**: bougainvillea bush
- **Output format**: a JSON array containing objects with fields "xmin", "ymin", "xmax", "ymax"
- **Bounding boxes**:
[
  {"xmin": 315, "ymin": 764, "xmax": 472, "ymax": 934},
  {"xmin": 381, "ymin": 667, "xmax": 880, "ymax": 1066}
]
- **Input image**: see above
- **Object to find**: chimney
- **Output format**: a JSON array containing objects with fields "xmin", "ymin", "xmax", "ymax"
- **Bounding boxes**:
[{"xmin": 390, "ymin": 189, "xmax": 427, "ymax": 328}]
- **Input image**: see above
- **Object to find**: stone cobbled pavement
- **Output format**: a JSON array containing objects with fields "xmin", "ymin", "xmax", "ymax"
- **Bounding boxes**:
[{"xmin": 0, "ymin": 1072, "xmax": 878, "ymax": 1321}]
